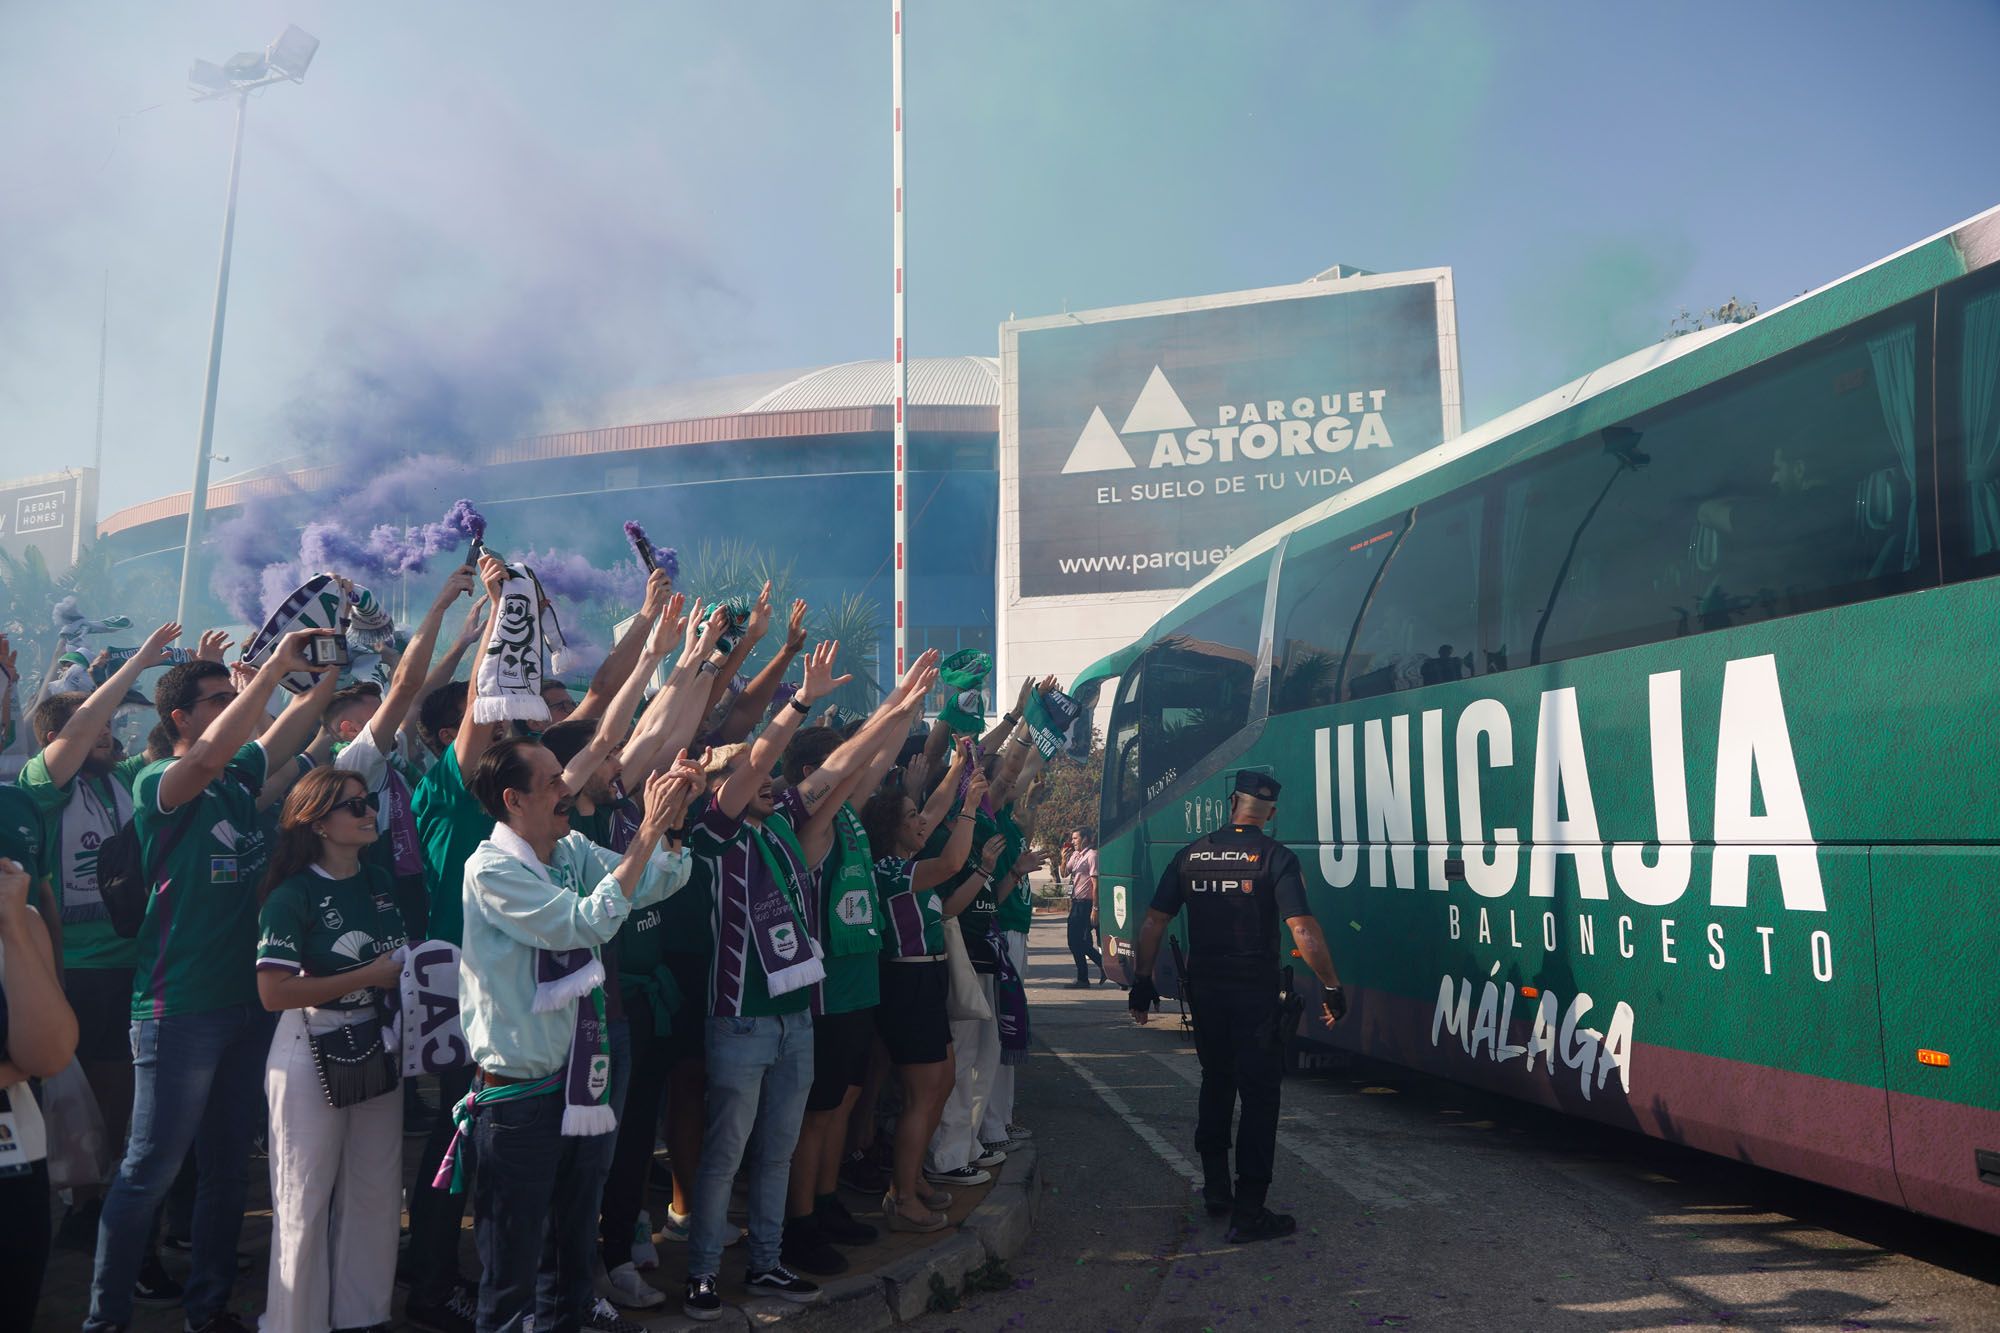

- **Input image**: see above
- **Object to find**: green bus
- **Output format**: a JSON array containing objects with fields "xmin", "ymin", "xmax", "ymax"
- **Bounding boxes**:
[{"xmin": 1072, "ymin": 204, "xmax": 2000, "ymax": 1235}]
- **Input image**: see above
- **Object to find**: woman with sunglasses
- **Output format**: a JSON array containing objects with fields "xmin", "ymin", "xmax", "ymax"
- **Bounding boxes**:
[{"xmin": 255, "ymin": 768, "xmax": 410, "ymax": 1333}]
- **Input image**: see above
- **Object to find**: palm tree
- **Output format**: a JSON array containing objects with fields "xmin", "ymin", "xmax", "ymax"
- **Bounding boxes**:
[{"xmin": 808, "ymin": 591, "xmax": 885, "ymax": 714}]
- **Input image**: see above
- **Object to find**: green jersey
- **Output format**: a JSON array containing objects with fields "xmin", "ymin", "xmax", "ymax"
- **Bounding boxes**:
[
  {"xmin": 129, "ymin": 742, "xmax": 270, "ymax": 1020},
  {"xmin": 993, "ymin": 807, "xmax": 1034, "ymax": 934},
  {"xmin": 17, "ymin": 752, "xmax": 147, "ymax": 969},
  {"xmin": 256, "ymin": 864, "xmax": 410, "ymax": 1009},
  {"xmin": 411, "ymin": 744, "xmax": 492, "ymax": 947},
  {"xmin": 815, "ymin": 804, "xmax": 881, "ymax": 1015}
]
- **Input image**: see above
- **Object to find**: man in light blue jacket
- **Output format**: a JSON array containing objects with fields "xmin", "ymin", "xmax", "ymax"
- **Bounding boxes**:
[{"xmin": 455, "ymin": 738, "xmax": 699, "ymax": 1333}]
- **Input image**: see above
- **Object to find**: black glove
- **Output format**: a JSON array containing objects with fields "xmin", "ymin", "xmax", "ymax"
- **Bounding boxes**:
[
  {"xmin": 1128, "ymin": 975, "xmax": 1159, "ymax": 1016},
  {"xmin": 1323, "ymin": 985, "xmax": 1348, "ymax": 1023}
]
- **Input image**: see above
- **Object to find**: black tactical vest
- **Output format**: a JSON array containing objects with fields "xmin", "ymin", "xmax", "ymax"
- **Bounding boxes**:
[{"xmin": 1178, "ymin": 824, "xmax": 1284, "ymax": 986}]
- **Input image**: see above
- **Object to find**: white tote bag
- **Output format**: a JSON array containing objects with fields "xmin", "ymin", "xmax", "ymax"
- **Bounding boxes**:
[{"xmin": 941, "ymin": 917, "xmax": 993, "ymax": 1023}]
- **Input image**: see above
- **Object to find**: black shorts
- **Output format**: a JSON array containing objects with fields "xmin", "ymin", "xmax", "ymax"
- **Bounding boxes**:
[
  {"xmin": 874, "ymin": 960, "xmax": 950, "ymax": 1066},
  {"xmin": 64, "ymin": 967, "xmax": 135, "ymax": 1063},
  {"xmin": 806, "ymin": 1007, "xmax": 875, "ymax": 1111},
  {"xmin": 662, "ymin": 953, "xmax": 711, "ymax": 1068}
]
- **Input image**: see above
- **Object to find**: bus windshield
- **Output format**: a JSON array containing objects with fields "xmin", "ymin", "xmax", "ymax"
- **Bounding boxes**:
[{"xmin": 1102, "ymin": 554, "xmax": 1270, "ymax": 830}]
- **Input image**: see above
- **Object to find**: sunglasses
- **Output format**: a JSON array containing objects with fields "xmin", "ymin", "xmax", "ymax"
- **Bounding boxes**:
[{"xmin": 330, "ymin": 793, "xmax": 381, "ymax": 819}]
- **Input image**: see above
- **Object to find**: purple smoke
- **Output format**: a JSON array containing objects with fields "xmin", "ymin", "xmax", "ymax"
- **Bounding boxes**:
[
  {"xmin": 519, "ymin": 547, "xmax": 649, "ymax": 607},
  {"xmin": 622, "ymin": 521, "xmax": 680, "ymax": 583},
  {"xmin": 213, "ymin": 489, "xmax": 493, "ymax": 625}
]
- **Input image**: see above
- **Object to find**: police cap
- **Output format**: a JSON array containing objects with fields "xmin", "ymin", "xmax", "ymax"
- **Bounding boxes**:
[{"xmin": 1234, "ymin": 771, "xmax": 1281, "ymax": 802}]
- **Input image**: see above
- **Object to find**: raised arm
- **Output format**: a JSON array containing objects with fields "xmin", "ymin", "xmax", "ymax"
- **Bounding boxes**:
[
  {"xmin": 711, "ymin": 638, "xmax": 849, "ymax": 820},
  {"xmin": 453, "ymin": 555, "xmax": 511, "ymax": 776},
  {"xmin": 607, "ymin": 766, "xmax": 696, "ymax": 899},
  {"xmin": 980, "ymin": 675, "xmax": 1035, "ymax": 751},
  {"xmin": 913, "ymin": 763, "xmax": 986, "ymax": 893},
  {"xmin": 40, "ymin": 621, "xmax": 181, "ymax": 787},
  {"xmin": 719, "ymin": 596, "xmax": 807, "ymax": 743},
  {"xmin": 793, "ymin": 649, "xmax": 938, "ymax": 817},
  {"xmin": 620, "ymin": 600, "xmax": 720, "ymax": 785},
  {"xmin": 699, "ymin": 582, "xmax": 767, "ymax": 720},
  {"xmin": 158, "ymin": 631, "xmax": 332, "ymax": 811},
  {"xmin": 426, "ymin": 596, "xmax": 487, "ymax": 696},
  {"xmin": 915, "ymin": 738, "xmax": 970, "ymax": 842},
  {"xmin": 941, "ymin": 832, "xmax": 1006, "ymax": 918},
  {"xmin": 572, "ymin": 569, "xmax": 672, "ymax": 724},
  {"xmin": 259, "ymin": 659, "xmax": 341, "ymax": 770},
  {"xmin": 368, "ymin": 568, "xmax": 474, "ymax": 748},
  {"xmin": 793, "ymin": 655, "xmax": 938, "ymax": 864},
  {"xmin": 562, "ymin": 595, "xmax": 674, "ymax": 793}
]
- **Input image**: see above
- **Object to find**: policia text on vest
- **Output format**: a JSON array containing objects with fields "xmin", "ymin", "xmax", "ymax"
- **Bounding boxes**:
[{"xmin": 1128, "ymin": 770, "xmax": 1346, "ymax": 1244}]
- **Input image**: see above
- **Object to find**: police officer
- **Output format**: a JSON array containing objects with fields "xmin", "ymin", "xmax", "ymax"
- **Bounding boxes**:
[{"xmin": 1127, "ymin": 771, "xmax": 1345, "ymax": 1242}]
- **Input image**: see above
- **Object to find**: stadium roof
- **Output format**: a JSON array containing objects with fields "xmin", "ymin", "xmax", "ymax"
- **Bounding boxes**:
[{"xmin": 99, "ymin": 356, "xmax": 1000, "ymax": 538}]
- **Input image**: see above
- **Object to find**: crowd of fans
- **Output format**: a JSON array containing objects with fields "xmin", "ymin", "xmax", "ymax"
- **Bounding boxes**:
[{"xmin": 0, "ymin": 554, "xmax": 1087, "ymax": 1333}]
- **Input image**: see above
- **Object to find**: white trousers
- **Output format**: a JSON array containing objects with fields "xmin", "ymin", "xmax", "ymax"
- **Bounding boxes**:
[
  {"xmin": 927, "ymin": 974, "xmax": 999, "ymax": 1172},
  {"xmin": 262, "ymin": 1006, "xmax": 403, "ymax": 1333},
  {"xmin": 979, "ymin": 930, "xmax": 1028, "ymax": 1140}
]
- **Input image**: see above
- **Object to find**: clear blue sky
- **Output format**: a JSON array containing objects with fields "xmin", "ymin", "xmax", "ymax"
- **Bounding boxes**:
[{"xmin": 4, "ymin": 0, "xmax": 1996, "ymax": 513}]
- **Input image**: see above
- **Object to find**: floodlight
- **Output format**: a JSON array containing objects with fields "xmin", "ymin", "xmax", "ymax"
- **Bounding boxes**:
[
  {"xmin": 189, "ymin": 59, "xmax": 230, "ymax": 93},
  {"xmin": 265, "ymin": 25, "xmax": 319, "ymax": 82},
  {"xmin": 223, "ymin": 51, "xmax": 268, "ymax": 82}
]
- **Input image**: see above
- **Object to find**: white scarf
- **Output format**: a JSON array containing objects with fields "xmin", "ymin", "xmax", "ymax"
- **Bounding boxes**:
[{"xmin": 473, "ymin": 566, "xmax": 566, "ymax": 724}]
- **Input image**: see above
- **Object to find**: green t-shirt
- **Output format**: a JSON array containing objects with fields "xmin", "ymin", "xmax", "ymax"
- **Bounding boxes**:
[
  {"xmin": 993, "ymin": 807, "xmax": 1034, "ymax": 934},
  {"xmin": 17, "ymin": 752, "xmax": 147, "ymax": 969},
  {"xmin": 255, "ymin": 864, "xmax": 410, "ymax": 1009},
  {"xmin": 411, "ymin": 745, "xmax": 492, "ymax": 947},
  {"xmin": 816, "ymin": 806, "xmax": 881, "ymax": 1015},
  {"xmin": 129, "ymin": 742, "xmax": 270, "ymax": 1020}
]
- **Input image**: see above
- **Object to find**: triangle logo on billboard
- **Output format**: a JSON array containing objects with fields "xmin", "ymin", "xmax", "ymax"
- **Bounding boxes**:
[
  {"xmin": 1061, "ymin": 405, "xmax": 1137, "ymax": 474},
  {"xmin": 1119, "ymin": 365, "xmax": 1197, "ymax": 434}
]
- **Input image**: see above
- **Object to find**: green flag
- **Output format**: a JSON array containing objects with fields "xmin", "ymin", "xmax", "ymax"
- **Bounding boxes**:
[{"xmin": 937, "ymin": 649, "xmax": 993, "ymax": 735}]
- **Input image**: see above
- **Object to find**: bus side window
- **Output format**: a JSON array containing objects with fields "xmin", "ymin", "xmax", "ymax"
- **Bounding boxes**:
[
  {"xmin": 1270, "ymin": 498, "xmax": 1481, "ymax": 710},
  {"xmin": 1498, "ymin": 300, "xmax": 1932, "ymax": 665},
  {"xmin": 1345, "ymin": 493, "xmax": 1483, "ymax": 699},
  {"xmin": 1943, "ymin": 279, "xmax": 2000, "ymax": 573},
  {"xmin": 1271, "ymin": 526, "xmax": 1390, "ymax": 713}
]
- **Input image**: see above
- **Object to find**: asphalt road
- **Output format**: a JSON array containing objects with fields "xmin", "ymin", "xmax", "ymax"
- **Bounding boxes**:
[{"xmin": 911, "ymin": 916, "xmax": 2000, "ymax": 1333}]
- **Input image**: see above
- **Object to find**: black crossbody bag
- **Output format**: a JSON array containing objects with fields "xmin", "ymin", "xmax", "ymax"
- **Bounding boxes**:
[{"xmin": 308, "ymin": 993, "xmax": 400, "ymax": 1109}]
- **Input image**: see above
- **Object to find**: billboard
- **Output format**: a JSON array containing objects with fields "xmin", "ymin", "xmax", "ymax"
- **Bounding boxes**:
[
  {"xmin": 0, "ymin": 469, "xmax": 95, "ymax": 576},
  {"xmin": 1003, "ymin": 271, "xmax": 1460, "ymax": 600}
]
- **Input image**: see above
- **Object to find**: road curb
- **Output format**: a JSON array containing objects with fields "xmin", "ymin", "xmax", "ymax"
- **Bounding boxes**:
[{"xmin": 743, "ymin": 1142, "xmax": 1042, "ymax": 1328}]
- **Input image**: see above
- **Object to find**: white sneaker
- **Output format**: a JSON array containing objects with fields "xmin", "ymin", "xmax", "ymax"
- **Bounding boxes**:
[
  {"xmin": 604, "ymin": 1262, "xmax": 666, "ymax": 1311},
  {"xmin": 632, "ymin": 1211, "xmax": 659, "ymax": 1271},
  {"xmin": 656, "ymin": 1206, "xmax": 746, "ymax": 1248}
]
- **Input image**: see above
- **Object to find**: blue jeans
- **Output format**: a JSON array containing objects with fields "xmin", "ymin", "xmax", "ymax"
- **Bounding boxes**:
[
  {"xmin": 687, "ymin": 1012, "xmax": 814, "ymax": 1277},
  {"xmin": 86, "ymin": 1004, "xmax": 275, "ymax": 1331},
  {"xmin": 534, "ymin": 1017, "xmax": 628, "ymax": 1316},
  {"xmin": 467, "ymin": 1089, "xmax": 595, "ymax": 1333}
]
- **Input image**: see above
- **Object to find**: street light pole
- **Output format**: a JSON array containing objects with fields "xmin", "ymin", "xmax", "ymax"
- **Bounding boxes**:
[{"xmin": 174, "ymin": 89, "xmax": 248, "ymax": 628}]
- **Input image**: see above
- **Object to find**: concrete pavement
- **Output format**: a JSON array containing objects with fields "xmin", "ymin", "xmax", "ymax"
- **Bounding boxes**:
[{"xmin": 883, "ymin": 917, "xmax": 2000, "ymax": 1333}]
